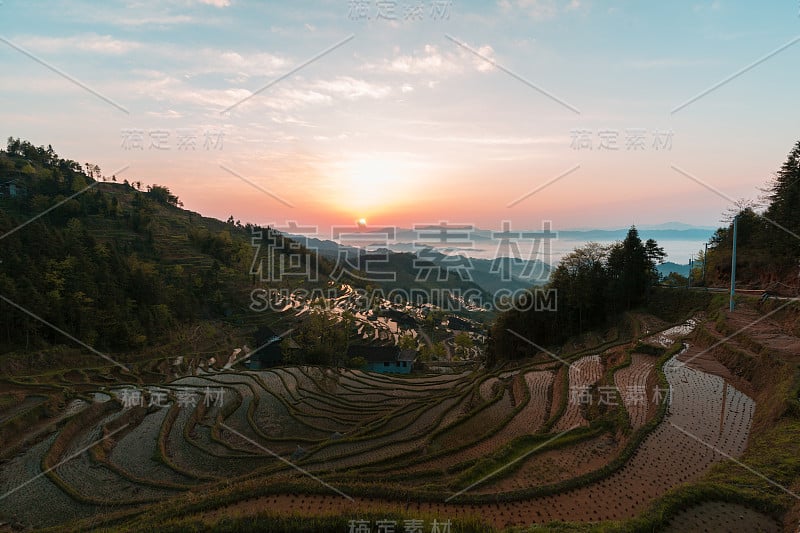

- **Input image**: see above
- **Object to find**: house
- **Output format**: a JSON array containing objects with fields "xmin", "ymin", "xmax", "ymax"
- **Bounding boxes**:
[
  {"xmin": 0, "ymin": 180, "xmax": 26, "ymax": 198},
  {"xmin": 347, "ymin": 345, "xmax": 416, "ymax": 374},
  {"xmin": 247, "ymin": 326, "xmax": 290, "ymax": 369}
]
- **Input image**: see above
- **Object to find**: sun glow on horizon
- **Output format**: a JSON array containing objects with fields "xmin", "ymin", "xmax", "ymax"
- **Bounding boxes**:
[{"xmin": 329, "ymin": 155, "xmax": 428, "ymax": 219}]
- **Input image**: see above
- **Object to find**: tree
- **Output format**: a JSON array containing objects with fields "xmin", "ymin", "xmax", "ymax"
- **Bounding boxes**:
[
  {"xmin": 607, "ymin": 226, "xmax": 650, "ymax": 310},
  {"xmin": 454, "ymin": 332, "xmax": 473, "ymax": 356},
  {"xmin": 662, "ymin": 271, "xmax": 688, "ymax": 287},
  {"xmin": 348, "ymin": 356, "xmax": 367, "ymax": 368},
  {"xmin": 146, "ymin": 184, "xmax": 180, "ymax": 206},
  {"xmin": 644, "ymin": 239, "xmax": 666, "ymax": 266},
  {"xmin": 431, "ymin": 342, "xmax": 447, "ymax": 361},
  {"xmin": 764, "ymin": 139, "xmax": 800, "ymax": 256},
  {"xmin": 488, "ymin": 228, "xmax": 668, "ymax": 366},
  {"xmin": 295, "ymin": 309, "xmax": 348, "ymax": 366},
  {"xmin": 549, "ymin": 242, "xmax": 608, "ymax": 334},
  {"xmin": 398, "ymin": 333, "xmax": 416, "ymax": 350},
  {"xmin": 644, "ymin": 238, "xmax": 667, "ymax": 286}
]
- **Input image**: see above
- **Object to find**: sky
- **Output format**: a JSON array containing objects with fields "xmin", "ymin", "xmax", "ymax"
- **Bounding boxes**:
[{"xmin": 1, "ymin": 0, "xmax": 799, "ymax": 239}]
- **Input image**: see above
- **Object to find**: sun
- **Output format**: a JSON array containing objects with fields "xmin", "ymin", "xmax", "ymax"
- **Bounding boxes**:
[
  {"xmin": 330, "ymin": 156, "xmax": 420, "ymax": 217},
  {"xmin": 357, "ymin": 218, "xmax": 367, "ymax": 227}
]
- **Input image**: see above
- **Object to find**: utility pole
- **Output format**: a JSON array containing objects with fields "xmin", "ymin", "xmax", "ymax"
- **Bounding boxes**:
[
  {"xmin": 730, "ymin": 216, "xmax": 738, "ymax": 312},
  {"xmin": 702, "ymin": 242, "xmax": 708, "ymax": 285}
]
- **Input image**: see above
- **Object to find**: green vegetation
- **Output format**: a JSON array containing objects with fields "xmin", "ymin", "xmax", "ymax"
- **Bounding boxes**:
[
  {"xmin": 4, "ymin": 138, "xmax": 800, "ymax": 532},
  {"xmin": 702, "ymin": 139, "xmax": 800, "ymax": 291},
  {"xmin": 489, "ymin": 227, "xmax": 665, "ymax": 365},
  {"xmin": 0, "ymin": 138, "xmax": 281, "ymax": 356}
]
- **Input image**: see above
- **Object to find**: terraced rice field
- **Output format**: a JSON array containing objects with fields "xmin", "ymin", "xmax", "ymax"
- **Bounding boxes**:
[
  {"xmin": 644, "ymin": 318, "xmax": 698, "ymax": 347},
  {"xmin": 0, "ymin": 317, "xmax": 769, "ymax": 531},
  {"xmin": 614, "ymin": 353, "xmax": 657, "ymax": 429},
  {"xmin": 554, "ymin": 354, "xmax": 603, "ymax": 431},
  {"xmin": 662, "ymin": 501, "xmax": 781, "ymax": 532}
]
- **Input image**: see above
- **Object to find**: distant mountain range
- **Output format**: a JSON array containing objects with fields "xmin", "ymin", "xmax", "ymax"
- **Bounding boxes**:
[
  {"xmin": 566, "ymin": 222, "xmax": 716, "ymax": 232},
  {"xmin": 656, "ymin": 261, "xmax": 692, "ymax": 277},
  {"xmin": 289, "ymin": 235, "xmax": 551, "ymax": 293},
  {"xmin": 296, "ymin": 223, "xmax": 716, "ymax": 246},
  {"xmin": 557, "ymin": 227, "xmax": 714, "ymax": 242},
  {"xmin": 288, "ymin": 223, "xmax": 712, "ymax": 290}
]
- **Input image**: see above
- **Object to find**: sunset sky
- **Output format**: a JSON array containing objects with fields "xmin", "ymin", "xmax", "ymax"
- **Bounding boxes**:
[{"xmin": 1, "ymin": 0, "xmax": 799, "ymax": 235}]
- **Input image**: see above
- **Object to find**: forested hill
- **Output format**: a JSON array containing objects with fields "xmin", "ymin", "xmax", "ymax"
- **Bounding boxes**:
[
  {"xmin": 488, "ymin": 227, "xmax": 669, "ymax": 365},
  {"xmin": 488, "ymin": 137, "xmax": 800, "ymax": 366},
  {"xmin": 0, "ymin": 138, "xmax": 500, "ymax": 368},
  {"xmin": 0, "ymin": 138, "xmax": 322, "ymax": 357},
  {"xmin": 700, "ymin": 139, "xmax": 800, "ymax": 293}
]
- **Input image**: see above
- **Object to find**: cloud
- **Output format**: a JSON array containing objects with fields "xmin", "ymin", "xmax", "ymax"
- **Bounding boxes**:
[
  {"xmin": 194, "ymin": 0, "xmax": 231, "ymax": 6},
  {"xmin": 401, "ymin": 134, "xmax": 564, "ymax": 146},
  {"xmin": 363, "ymin": 43, "xmax": 497, "ymax": 77},
  {"xmin": 130, "ymin": 71, "xmax": 390, "ymax": 113},
  {"xmin": 377, "ymin": 45, "xmax": 460, "ymax": 75},
  {"xmin": 566, "ymin": 0, "xmax": 583, "ymax": 11},
  {"xmin": 693, "ymin": 1, "xmax": 722, "ymax": 12},
  {"xmin": 624, "ymin": 58, "xmax": 710, "ymax": 69},
  {"xmin": 472, "ymin": 45, "xmax": 497, "ymax": 72},
  {"xmin": 312, "ymin": 77, "xmax": 392, "ymax": 100},
  {"xmin": 75, "ymin": 0, "xmax": 231, "ymax": 26},
  {"xmin": 271, "ymin": 115, "xmax": 317, "ymax": 127},
  {"xmin": 499, "ymin": 0, "xmax": 557, "ymax": 19},
  {"xmin": 89, "ymin": 12, "xmax": 196, "ymax": 27},
  {"xmin": 14, "ymin": 33, "xmax": 142, "ymax": 55},
  {"xmin": 198, "ymin": 49, "xmax": 289, "ymax": 76},
  {"xmin": 130, "ymin": 74, "xmax": 250, "ymax": 109},
  {"xmin": 270, "ymin": 88, "xmax": 332, "ymax": 109},
  {"xmin": 10, "ymin": 34, "xmax": 290, "ymax": 80},
  {"xmin": 498, "ymin": 0, "xmax": 587, "ymax": 19},
  {"xmin": 145, "ymin": 109, "xmax": 183, "ymax": 118}
]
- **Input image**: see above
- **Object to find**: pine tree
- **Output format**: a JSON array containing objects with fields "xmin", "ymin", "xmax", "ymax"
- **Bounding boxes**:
[
  {"xmin": 764, "ymin": 140, "xmax": 800, "ymax": 255},
  {"xmin": 607, "ymin": 226, "xmax": 649, "ymax": 310}
]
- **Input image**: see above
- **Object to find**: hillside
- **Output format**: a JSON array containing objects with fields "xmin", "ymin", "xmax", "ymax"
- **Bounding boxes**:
[
  {"xmin": 2, "ymin": 139, "xmax": 800, "ymax": 532},
  {"xmin": 0, "ymin": 141, "xmax": 309, "ymax": 373},
  {"xmin": 0, "ymin": 140, "xmax": 506, "ymax": 375},
  {"xmin": 1, "ymin": 290, "xmax": 798, "ymax": 532},
  {"xmin": 656, "ymin": 261, "xmax": 691, "ymax": 278},
  {"xmin": 699, "ymin": 140, "xmax": 800, "ymax": 295}
]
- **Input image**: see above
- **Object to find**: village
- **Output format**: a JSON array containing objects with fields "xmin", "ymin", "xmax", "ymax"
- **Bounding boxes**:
[{"xmin": 242, "ymin": 283, "xmax": 488, "ymax": 374}]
